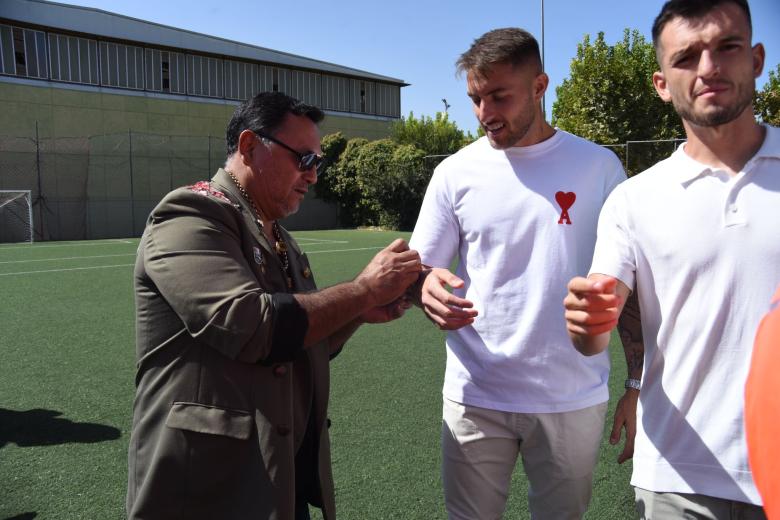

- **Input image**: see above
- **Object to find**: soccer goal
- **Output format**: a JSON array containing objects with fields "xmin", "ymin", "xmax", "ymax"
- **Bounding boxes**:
[{"xmin": 0, "ymin": 190, "xmax": 34, "ymax": 244}]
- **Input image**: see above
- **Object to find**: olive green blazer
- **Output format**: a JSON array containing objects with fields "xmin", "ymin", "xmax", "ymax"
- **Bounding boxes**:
[{"xmin": 127, "ymin": 169, "xmax": 335, "ymax": 519}]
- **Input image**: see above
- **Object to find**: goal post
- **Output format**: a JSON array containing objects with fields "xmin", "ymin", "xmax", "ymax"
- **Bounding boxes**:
[{"xmin": 0, "ymin": 190, "xmax": 34, "ymax": 244}]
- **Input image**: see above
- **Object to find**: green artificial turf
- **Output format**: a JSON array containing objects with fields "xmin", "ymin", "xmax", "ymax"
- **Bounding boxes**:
[{"xmin": 0, "ymin": 230, "xmax": 634, "ymax": 519}]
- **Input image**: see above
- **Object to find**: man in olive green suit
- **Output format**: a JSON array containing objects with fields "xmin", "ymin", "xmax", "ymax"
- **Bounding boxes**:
[{"xmin": 127, "ymin": 92, "xmax": 421, "ymax": 520}]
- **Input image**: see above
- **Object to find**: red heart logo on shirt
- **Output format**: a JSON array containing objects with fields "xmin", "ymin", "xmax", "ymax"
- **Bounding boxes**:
[{"xmin": 555, "ymin": 191, "xmax": 576, "ymax": 225}]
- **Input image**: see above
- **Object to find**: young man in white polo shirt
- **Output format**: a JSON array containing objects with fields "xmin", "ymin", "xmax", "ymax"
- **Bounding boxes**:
[
  {"xmin": 409, "ymin": 28, "xmax": 627, "ymax": 519},
  {"xmin": 565, "ymin": 0, "xmax": 780, "ymax": 517}
]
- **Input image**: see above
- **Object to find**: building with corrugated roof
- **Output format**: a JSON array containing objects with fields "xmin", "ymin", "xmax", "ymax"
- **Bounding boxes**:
[{"xmin": 0, "ymin": 0, "xmax": 406, "ymax": 239}]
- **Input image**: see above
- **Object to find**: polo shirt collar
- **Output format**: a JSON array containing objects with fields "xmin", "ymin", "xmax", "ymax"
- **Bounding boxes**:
[
  {"xmin": 671, "ymin": 144, "xmax": 710, "ymax": 184},
  {"xmin": 754, "ymin": 124, "xmax": 780, "ymax": 160},
  {"xmin": 673, "ymin": 124, "xmax": 780, "ymax": 184}
]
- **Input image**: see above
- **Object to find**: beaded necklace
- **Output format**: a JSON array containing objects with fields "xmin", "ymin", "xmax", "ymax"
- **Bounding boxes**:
[{"xmin": 225, "ymin": 170, "xmax": 292, "ymax": 289}]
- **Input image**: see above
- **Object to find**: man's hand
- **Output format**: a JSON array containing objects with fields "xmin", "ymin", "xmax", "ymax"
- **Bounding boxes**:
[
  {"xmin": 610, "ymin": 388, "xmax": 639, "ymax": 463},
  {"xmin": 564, "ymin": 275, "xmax": 628, "ymax": 355},
  {"xmin": 355, "ymin": 239, "xmax": 422, "ymax": 307},
  {"xmin": 419, "ymin": 267, "xmax": 478, "ymax": 330},
  {"xmin": 361, "ymin": 296, "xmax": 413, "ymax": 324},
  {"xmin": 564, "ymin": 276, "xmax": 622, "ymax": 336},
  {"xmin": 296, "ymin": 239, "xmax": 420, "ymax": 349}
]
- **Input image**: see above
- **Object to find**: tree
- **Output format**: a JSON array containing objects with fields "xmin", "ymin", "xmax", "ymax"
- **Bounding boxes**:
[
  {"xmin": 390, "ymin": 111, "xmax": 470, "ymax": 156},
  {"xmin": 321, "ymin": 137, "xmax": 369, "ymax": 227},
  {"xmin": 350, "ymin": 138, "xmax": 397, "ymax": 227},
  {"xmin": 332, "ymin": 139, "xmax": 428, "ymax": 230},
  {"xmin": 354, "ymin": 142, "xmax": 427, "ymax": 230},
  {"xmin": 552, "ymin": 29, "xmax": 684, "ymax": 174},
  {"xmin": 755, "ymin": 63, "xmax": 780, "ymax": 126},
  {"xmin": 313, "ymin": 131, "xmax": 347, "ymax": 202},
  {"xmin": 316, "ymin": 113, "xmax": 476, "ymax": 230}
]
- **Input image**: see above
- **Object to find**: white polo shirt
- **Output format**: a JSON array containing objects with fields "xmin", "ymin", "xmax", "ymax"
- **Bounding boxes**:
[
  {"xmin": 590, "ymin": 125, "xmax": 780, "ymax": 504},
  {"xmin": 411, "ymin": 131, "xmax": 625, "ymax": 413}
]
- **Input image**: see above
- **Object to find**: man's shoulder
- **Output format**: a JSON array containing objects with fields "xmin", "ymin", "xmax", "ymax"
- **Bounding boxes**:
[
  {"xmin": 426, "ymin": 138, "xmax": 491, "ymax": 189},
  {"xmin": 168, "ymin": 181, "xmax": 236, "ymax": 205},
  {"xmin": 615, "ymin": 154, "xmax": 680, "ymax": 198},
  {"xmin": 152, "ymin": 181, "xmax": 240, "ymax": 219},
  {"xmin": 185, "ymin": 181, "xmax": 233, "ymax": 203},
  {"xmin": 760, "ymin": 124, "xmax": 780, "ymax": 157},
  {"xmin": 555, "ymin": 130, "xmax": 623, "ymax": 163},
  {"xmin": 439, "ymin": 137, "xmax": 489, "ymax": 165}
]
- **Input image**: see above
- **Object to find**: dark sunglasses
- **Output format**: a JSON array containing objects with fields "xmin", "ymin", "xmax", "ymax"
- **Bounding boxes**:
[{"xmin": 255, "ymin": 132, "xmax": 324, "ymax": 173}]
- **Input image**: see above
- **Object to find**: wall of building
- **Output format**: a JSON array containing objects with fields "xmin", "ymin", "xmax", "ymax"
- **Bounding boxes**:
[
  {"xmin": 0, "ymin": 80, "xmax": 394, "ymax": 140},
  {"xmin": 0, "ymin": 80, "xmax": 396, "ymax": 240}
]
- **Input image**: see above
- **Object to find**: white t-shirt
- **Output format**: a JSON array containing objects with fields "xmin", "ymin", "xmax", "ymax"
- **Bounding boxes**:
[
  {"xmin": 410, "ymin": 131, "xmax": 625, "ymax": 413},
  {"xmin": 590, "ymin": 125, "xmax": 780, "ymax": 504}
]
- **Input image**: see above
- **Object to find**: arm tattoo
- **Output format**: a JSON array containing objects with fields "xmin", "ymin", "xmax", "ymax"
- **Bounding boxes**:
[{"xmin": 618, "ymin": 288, "xmax": 644, "ymax": 380}]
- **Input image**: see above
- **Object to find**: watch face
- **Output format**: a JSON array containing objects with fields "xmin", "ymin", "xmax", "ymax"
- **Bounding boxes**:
[{"xmin": 625, "ymin": 379, "xmax": 641, "ymax": 390}]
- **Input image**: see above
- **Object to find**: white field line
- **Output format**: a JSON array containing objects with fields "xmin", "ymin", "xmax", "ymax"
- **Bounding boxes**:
[
  {"xmin": 293, "ymin": 238, "xmax": 349, "ymax": 244},
  {"xmin": 0, "ymin": 247, "xmax": 379, "ymax": 265},
  {"xmin": 0, "ymin": 238, "xmax": 336, "ymax": 251},
  {"xmin": 0, "ymin": 239, "xmax": 137, "ymax": 250},
  {"xmin": 0, "ymin": 253, "xmax": 136, "ymax": 264},
  {"xmin": 0, "ymin": 264, "xmax": 135, "ymax": 276},
  {"xmin": 0, "ymin": 246, "xmax": 382, "ymax": 276},
  {"xmin": 305, "ymin": 246, "xmax": 382, "ymax": 254}
]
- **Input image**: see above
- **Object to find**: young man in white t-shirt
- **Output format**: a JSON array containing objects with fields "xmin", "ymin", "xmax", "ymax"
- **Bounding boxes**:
[
  {"xmin": 565, "ymin": 1, "xmax": 779, "ymax": 518},
  {"xmin": 409, "ymin": 28, "xmax": 628, "ymax": 519}
]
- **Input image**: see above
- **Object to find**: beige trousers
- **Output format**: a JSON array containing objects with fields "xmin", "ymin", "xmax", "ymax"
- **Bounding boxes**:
[
  {"xmin": 441, "ymin": 397, "xmax": 607, "ymax": 520},
  {"xmin": 635, "ymin": 487, "xmax": 766, "ymax": 519}
]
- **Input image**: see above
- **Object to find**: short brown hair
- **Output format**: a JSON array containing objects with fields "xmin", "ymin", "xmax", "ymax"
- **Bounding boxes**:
[{"xmin": 456, "ymin": 28, "xmax": 542, "ymax": 79}]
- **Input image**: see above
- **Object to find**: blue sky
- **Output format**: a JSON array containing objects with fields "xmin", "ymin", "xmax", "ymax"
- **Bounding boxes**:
[{"xmin": 55, "ymin": 0, "xmax": 780, "ymax": 135}]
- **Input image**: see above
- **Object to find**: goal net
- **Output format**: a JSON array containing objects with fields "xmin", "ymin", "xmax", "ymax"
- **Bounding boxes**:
[{"xmin": 0, "ymin": 190, "xmax": 34, "ymax": 244}]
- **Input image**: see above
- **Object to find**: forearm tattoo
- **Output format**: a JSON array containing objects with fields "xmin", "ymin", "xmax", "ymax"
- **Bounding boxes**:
[{"xmin": 618, "ymin": 288, "xmax": 644, "ymax": 380}]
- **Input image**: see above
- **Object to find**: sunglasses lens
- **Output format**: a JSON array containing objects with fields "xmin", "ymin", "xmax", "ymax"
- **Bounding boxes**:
[{"xmin": 301, "ymin": 154, "xmax": 323, "ymax": 172}]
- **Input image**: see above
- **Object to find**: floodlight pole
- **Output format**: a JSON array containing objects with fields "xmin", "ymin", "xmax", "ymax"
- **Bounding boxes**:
[{"xmin": 541, "ymin": 0, "xmax": 546, "ymax": 119}]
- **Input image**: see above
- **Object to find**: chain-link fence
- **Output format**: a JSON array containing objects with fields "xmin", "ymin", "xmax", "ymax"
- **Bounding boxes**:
[
  {"xmin": 0, "ymin": 126, "xmax": 686, "ymax": 241},
  {"xmin": 623, "ymin": 138, "xmax": 685, "ymax": 176},
  {"xmin": 592, "ymin": 138, "xmax": 685, "ymax": 177},
  {"xmin": 423, "ymin": 139, "xmax": 685, "ymax": 180},
  {"xmin": 0, "ymin": 124, "xmax": 225, "ymax": 241}
]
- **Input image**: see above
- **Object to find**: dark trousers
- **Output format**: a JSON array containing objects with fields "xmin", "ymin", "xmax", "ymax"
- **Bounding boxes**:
[{"xmin": 295, "ymin": 499, "xmax": 312, "ymax": 520}]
